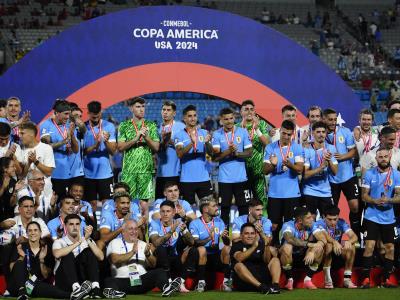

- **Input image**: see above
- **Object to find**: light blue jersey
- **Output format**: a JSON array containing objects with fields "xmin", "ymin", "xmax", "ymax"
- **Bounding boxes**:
[
  {"xmin": 232, "ymin": 214, "xmax": 272, "ymax": 237},
  {"xmin": 189, "ymin": 216, "xmax": 225, "ymax": 253}
]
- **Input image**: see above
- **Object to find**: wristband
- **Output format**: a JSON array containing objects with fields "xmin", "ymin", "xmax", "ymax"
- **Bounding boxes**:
[
  {"xmin": 182, "ymin": 228, "xmax": 189, "ymax": 235},
  {"xmin": 34, "ymin": 160, "xmax": 40, "ymax": 166},
  {"xmin": 256, "ymin": 128, "xmax": 263, "ymax": 137}
]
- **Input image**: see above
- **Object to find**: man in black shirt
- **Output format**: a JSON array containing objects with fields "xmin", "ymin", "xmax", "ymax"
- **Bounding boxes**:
[{"xmin": 230, "ymin": 223, "xmax": 281, "ymax": 294}]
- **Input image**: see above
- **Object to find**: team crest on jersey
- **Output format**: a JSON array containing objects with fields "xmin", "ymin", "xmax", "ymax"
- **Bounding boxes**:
[
  {"xmin": 389, "ymin": 179, "xmax": 393, "ymax": 186},
  {"xmin": 338, "ymin": 136, "xmax": 345, "ymax": 143},
  {"xmin": 214, "ymin": 227, "xmax": 219, "ymax": 234},
  {"xmin": 236, "ymin": 136, "xmax": 241, "ymax": 143},
  {"xmin": 288, "ymin": 152, "xmax": 294, "ymax": 158},
  {"xmin": 199, "ymin": 136, "xmax": 204, "ymax": 142},
  {"xmin": 173, "ymin": 232, "xmax": 179, "ymax": 239}
]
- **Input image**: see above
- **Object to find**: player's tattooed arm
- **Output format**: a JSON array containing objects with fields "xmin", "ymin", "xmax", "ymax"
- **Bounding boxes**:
[{"xmin": 283, "ymin": 232, "xmax": 307, "ymax": 247}]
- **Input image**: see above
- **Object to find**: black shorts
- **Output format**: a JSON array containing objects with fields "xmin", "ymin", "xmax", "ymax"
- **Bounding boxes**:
[
  {"xmin": 84, "ymin": 177, "xmax": 114, "ymax": 201},
  {"xmin": 330, "ymin": 176, "xmax": 359, "ymax": 205},
  {"xmin": 180, "ymin": 181, "xmax": 213, "ymax": 205},
  {"xmin": 233, "ymin": 262, "xmax": 269, "ymax": 292},
  {"xmin": 155, "ymin": 176, "xmax": 180, "ymax": 200},
  {"xmin": 363, "ymin": 219, "xmax": 396, "ymax": 244},
  {"xmin": 267, "ymin": 197, "xmax": 300, "ymax": 225},
  {"xmin": 218, "ymin": 181, "xmax": 252, "ymax": 208},
  {"xmin": 303, "ymin": 195, "xmax": 334, "ymax": 215},
  {"xmin": 52, "ymin": 176, "xmax": 85, "ymax": 199}
]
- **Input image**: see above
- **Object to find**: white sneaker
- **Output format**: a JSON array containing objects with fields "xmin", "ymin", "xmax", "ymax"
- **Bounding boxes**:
[
  {"xmin": 195, "ymin": 280, "xmax": 206, "ymax": 292},
  {"xmin": 221, "ymin": 279, "xmax": 232, "ymax": 292}
]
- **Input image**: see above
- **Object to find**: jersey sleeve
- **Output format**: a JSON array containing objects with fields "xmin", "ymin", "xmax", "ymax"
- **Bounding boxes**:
[
  {"xmin": 231, "ymin": 217, "xmax": 242, "ymax": 235},
  {"xmin": 148, "ymin": 220, "xmax": 160, "ymax": 237},
  {"xmin": 52, "ymin": 238, "xmax": 63, "ymax": 251},
  {"xmin": 39, "ymin": 121, "xmax": 51, "ymax": 139},
  {"xmin": 262, "ymin": 218, "xmax": 272, "ymax": 237},
  {"xmin": 149, "ymin": 122, "xmax": 160, "ymax": 142},
  {"xmin": 41, "ymin": 144, "xmax": 56, "ymax": 168},
  {"xmin": 38, "ymin": 218, "xmax": 50, "ymax": 237},
  {"xmin": 259, "ymin": 120, "xmax": 269, "ymax": 135},
  {"xmin": 345, "ymin": 128, "xmax": 356, "ymax": 149},
  {"xmin": 117, "ymin": 122, "xmax": 127, "ymax": 143},
  {"xmin": 294, "ymin": 144, "xmax": 304, "ymax": 163},
  {"xmin": 329, "ymin": 145, "xmax": 338, "ymax": 164},
  {"xmin": 99, "ymin": 214, "xmax": 112, "ymax": 230},
  {"xmin": 303, "ymin": 148, "xmax": 311, "ymax": 168},
  {"xmin": 361, "ymin": 170, "xmax": 372, "ymax": 189},
  {"xmin": 264, "ymin": 144, "xmax": 273, "ymax": 163},
  {"xmin": 281, "ymin": 222, "xmax": 294, "ymax": 235},
  {"xmin": 189, "ymin": 220, "xmax": 200, "ymax": 239},
  {"xmin": 106, "ymin": 238, "xmax": 121, "ymax": 258},
  {"xmin": 174, "ymin": 131, "xmax": 184, "ymax": 147},
  {"xmin": 212, "ymin": 130, "xmax": 221, "ymax": 149},
  {"xmin": 107, "ymin": 122, "xmax": 117, "ymax": 143},
  {"xmin": 181, "ymin": 200, "xmax": 194, "ymax": 216},
  {"xmin": 312, "ymin": 220, "xmax": 325, "ymax": 235},
  {"xmin": 339, "ymin": 219, "xmax": 351, "ymax": 234},
  {"xmin": 242, "ymin": 128, "xmax": 252, "ymax": 149}
]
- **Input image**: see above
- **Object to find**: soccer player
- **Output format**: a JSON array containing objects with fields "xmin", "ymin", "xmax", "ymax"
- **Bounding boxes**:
[
  {"xmin": 19, "ymin": 121, "xmax": 55, "ymax": 198},
  {"xmin": 52, "ymin": 214, "xmax": 105, "ymax": 299},
  {"xmin": 263, "ymin": 120, "xmax": 304, "ymax": 242},
  {"xmin": 149, "ymin": 200, "xmax": 194, "ymax": 292},
  {"xmin": 104, "ymin": 220, "xmax": 182, "ymax": 297},
  {"xmin": 101, "ymin": 182, "xmax": 141, "ymax": 219},
  {"xmin": 280, "ymin": 207, "xmax": 324, "ymax": 290},
  {"xmin": 323, "ymin": 108, "xmax": 360, "ymax": 234},
  {"xmin": 99, "ymin": 191, "xmax": 145, "ymax": 247},
  {"xmin": 312, "ymin": 205, "xmax": 358, "ymax": 288},
  {"xmin": 117, "ymin": 97, "xmax": 159, "ymax": 216},
  {"xmin": 40, "ymin": 100, "xmax": 79, "ymax": 198},
  {"xmin": 300, "ymin": 105, "xmax": 322, "ymax": 146},
  {"xmin": 303, "ymin": 121, "xmax": 338, "ymax": 217},
  {"xmin": 238, "ymin": 99, "xmax": 269, "ymax": 207},
  {"xmin": 83, "ymin": 101, "xmax": 117, "ymax": 212},
  {"xmin": 360, "ymin": 147, "xmax": 400, "ymax": 288},
  {"xmin": 231, "ymin": 199, "xmax": 273, "ymax": 243},
  {"xmin": 230, "ymin": 223, "xmax": 280, "ymax": 294},
  {"xmin": 156, "ymin": 100, "xmax": 185, "ymax": 199},
  {"xmin": 212, "ymin": 107, "xmax": 253, "ymax": 225},
  {"xmin": 188, "ymin": 197, "xmax": 231, "ymax": 292},
  {"xmin": 47, "ymin": 196, "xmax": 86, "ymax": 240},
  {"xmin": 68, "ymin": 182, "xmax": 96, "ymax": 227},
  {"xmin": 270, "ymin": 105, "xmax": 302, "ymax": 143},
  {"xmin": 175, "ymin": 105, "xmax": 213, "ymax": 205},
  {"xmin": 0, "ymin": 97, "xmax": 30, "ymax": 144},
  {"xmin": 151, "ymin": 182, "xmax": 196, "ymax": 222}
]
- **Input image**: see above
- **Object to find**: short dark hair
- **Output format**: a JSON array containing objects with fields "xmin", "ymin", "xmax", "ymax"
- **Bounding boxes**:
[
  {"xmin": 281, "ymin": 105, "xmax": 297, "ymax": 114},
  {"xmin": 379, "ymin": 126, "xmax": 396, "ymax": 137},
  {"xmin": 69, "ymin": 181, "xmax": 84, "ymax": 191},
  {"xmin": 127, "ymin": 97, "xmax": 145, "ymax": 106},
  {"xmin": 323, "ymin": 108, "xmax": 337, "ymax": 117},
  {"xmin": 113, "ymin": 182, "xmax": 131, "ymax": 194},
  {"xmin": 88, "ymin": 101, "xmax": 102, "ymax": 114},
  {"xmin": 162, "ymin": 100, "xmax": 176, "ymax": 111},
  {"xmin": 240, "ymin": 222, "xmax": 256, "ymax": 234},
  {"xmin": 64, "ymin": 214, "xmax": 81, "ymax": 225},
  {"xmin": 183, "ymin": 105, "xmax": 197, "ymax": 116},
  {"xmin": 241, "ymin": 99, "xmax": 255, "ymax": 108},
  {"xmin": 387, "ymin": 108, "xmax": 400, "ymax": 120},
  {"xmin": 113, "ymin": 191, "xmax": 131, "ymax": 202},
  {"xmin": 0, "ymin": 157, "xmax": 13, "ymax": 172},
  {"xmin": 324, "ymin": 205, "xmax": 340, "ymax": 217},
  {"xmin": 376, "ymin": 145, "xmax": 391, "ymax": 153},
  {"xmin": 0, "ymin": 122, "xmax": 11, "ymax": 137},
  {"xmin": 160, "ymin": 200, "xmax": 175, "ymax": 210},
  {"xmin": 359, "ymin": 108, "xmax": 374, "ymax": 120},
  {"xmin": 312, "ymin": 121, "xmax": 327, "ymax": 131},
  {"xmin": 307, "ymin": 106, "xmax": 322, "ymax": 118},
  {"xmin": 248, "ymin": 199, "xmax": 263, "ymax": 207},
  {"xmin": 0, "ymin": 99, "xmax": 7, "ymax": 108},
  {"xmin": 27, "ymin": 221, "xmax": 42, "ymax": 232},
  {"xmin": 294, "ymin": 206, "xmax": 310, "ymax": 220},
  {"xmin": 219, "ymin": 107, "xmax": 234, "ymax": 117},
  {"xmin": 59, "ymin": 196, "xmax": 75, "ymax": 206},
  {"xmin": 281, "ymin": 120, "xmax": 295, "ymax": 131},
  {"xmin": 53, "ymin": 99, "xmax": 70, "ymax": 113},
  {"xmin": 163, "ymin": 181, "xmax": 178, "ymax": 191},
  {"xmin": 68, "ymin": 102, "xmax": 79, "ymax": 110},
  {"xmin": 19, "ymin": 121, "xmax": 38, "ymax": 136},
  {"xmin": 18, "ymin": 196, "xmax": 35, "ymax": 206},
  {"xmin": 71, "ymin": 107, "xmax": 82, "ymax": 113}
]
